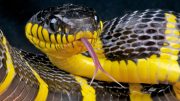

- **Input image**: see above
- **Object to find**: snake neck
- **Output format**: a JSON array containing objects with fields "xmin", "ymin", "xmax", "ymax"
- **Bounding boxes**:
[{"xmin": 46, "ymin": 37, "xmax": 109, "ymax": 80}]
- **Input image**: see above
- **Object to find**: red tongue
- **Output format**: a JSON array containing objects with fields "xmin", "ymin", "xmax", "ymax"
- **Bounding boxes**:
[{"xmin": 81, "ymin": 38, "xmax": 126, "ymax": 88}]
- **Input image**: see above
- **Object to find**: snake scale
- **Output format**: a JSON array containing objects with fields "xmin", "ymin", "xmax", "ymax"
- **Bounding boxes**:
[{"xmin": 0, "ymin": 3, "xmax": 180, "ymax": 101}]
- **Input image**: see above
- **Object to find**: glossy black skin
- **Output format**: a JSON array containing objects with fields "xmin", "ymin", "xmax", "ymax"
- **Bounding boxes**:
[
  {"xmin": 29, "ymin": 4, "xmax": 100, "ymax": 36},
  {"xmin": 100, "ymin": 9, "xmax": 180, "ymax": 61}
]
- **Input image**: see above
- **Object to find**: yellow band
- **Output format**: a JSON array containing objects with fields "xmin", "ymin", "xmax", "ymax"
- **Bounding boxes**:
[
  {"xmin": 74, "ymin": 76, "xmax": 96, "ymax": 101},
  {"xmin": 129, "ymin": 84, "xmax": 152, "ymax": 101},
  {"xmin": 0, "ymin": 37, "xmax": 15, "ymax": 94},
  {"xmin": 25, "ymin": 62, "xmax": 49, "ymax": 101}
]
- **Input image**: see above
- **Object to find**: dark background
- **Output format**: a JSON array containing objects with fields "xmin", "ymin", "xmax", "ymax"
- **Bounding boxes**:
[{"xmin": 0, "ymin": 0, "xmax": 180, "ymax": 53}]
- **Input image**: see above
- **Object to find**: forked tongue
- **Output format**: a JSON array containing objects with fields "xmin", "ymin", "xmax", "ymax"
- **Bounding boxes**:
[{"xmin": 81, "ymin": 38, "xmax": 126, "ymax": 88}]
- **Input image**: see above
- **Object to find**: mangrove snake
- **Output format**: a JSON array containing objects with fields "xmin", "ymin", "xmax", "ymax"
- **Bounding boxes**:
[{"xmin": 0, "ymin": 3, "xmax": 180, "ymax": 101}]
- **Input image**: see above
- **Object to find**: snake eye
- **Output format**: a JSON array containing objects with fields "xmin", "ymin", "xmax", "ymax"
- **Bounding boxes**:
[
  {"xmin": 94, "ymin": 15, "xmax": 99, "ymax": 23},
  {"xmin": 49, "ymin": 16, "xmax": 61, "ymax": 32}
]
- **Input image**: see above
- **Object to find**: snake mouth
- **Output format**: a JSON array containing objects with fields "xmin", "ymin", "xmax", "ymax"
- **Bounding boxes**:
[{"xmin": 25, "ymin": 22, "xmax": 100, "ymax": 52}]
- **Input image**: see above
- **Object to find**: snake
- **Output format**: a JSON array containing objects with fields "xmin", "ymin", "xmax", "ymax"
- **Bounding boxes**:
[{"xmin": 0, "ymin": 3, "xmax": 180, "ymax": 101}]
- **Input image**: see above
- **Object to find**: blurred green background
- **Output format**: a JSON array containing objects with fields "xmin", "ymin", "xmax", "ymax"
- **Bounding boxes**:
[{"xmin": 0, "ymin": 0, "xmax": 180, "ymax": 53}]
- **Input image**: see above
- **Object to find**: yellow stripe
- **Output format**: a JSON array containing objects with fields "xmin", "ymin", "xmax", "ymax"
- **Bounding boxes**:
[
  {"xmin": 167, "ymin": 13, "xmax": 180, "ymax": 100},
  {"xmin": 162, "ymin": 13, "xmax": 180, "ymax": 83},
  {"xmin": 163, "ymin": 13, "xmax": 179, "ymax": 59},
  {"xmin": 0, "ymin": 37, "xmax": 15, "ymax": 94},
  {"xmin": 62, "ymin": 35, "xmax": 68, "ymax": 44},
  {"xmin": 127, "ymin": 60, "xmax": 139, "ymax": 83},
  {"xmin": 129, "ymin": 84, "xmax": 152, "ymax": 101},
  {"xmin": 100, "ymin": 21, "xmax": 103, "ymax": 31},
  {"xmin": 25, "ymin": 62, "xmax": 48, "ymax": 101},
  {"xmin": 38, "ymin": 26, "xmax": 44, "ymax": 41},
  {"xmin": 32, "ymin": 24, "xmax": 38, "ymax": 38},
  {"xmin": 56, "ymin": 34, "xmax": 62, "ymax": 44},
  {"xmin": 74, "ymin": 76, "xmax": 96, "ymax": 101},
  {"xmin": 50, "ymin": 34, "xmax": 57, "ymax": 43},
  {"xmin": 25, "ymin": 23, "xmax": 32, "ymax": 36},
  {"xmin": 42, "ymin": 28, "xmax": 50, "ymax": 42},
  {"xmin": 25, "ymin": 23, "xmax": 33, "ymax": 42}
]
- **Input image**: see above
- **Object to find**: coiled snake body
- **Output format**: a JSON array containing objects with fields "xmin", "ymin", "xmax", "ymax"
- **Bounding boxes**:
[{"xmin": 0, "ymin": 4, "xmax": 180, "ymax": 101}]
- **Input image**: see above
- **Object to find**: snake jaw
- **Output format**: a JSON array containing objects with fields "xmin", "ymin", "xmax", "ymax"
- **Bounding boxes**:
[{"xmin": 25, "ymin": 22, "xmax": 97, "ymax": 49}]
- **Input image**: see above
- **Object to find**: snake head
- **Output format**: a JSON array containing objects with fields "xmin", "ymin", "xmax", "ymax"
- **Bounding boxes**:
[
  {"xmin": 25, "ymin": 4, "xmax": 125, "ymax": 86},
  {"xmin": 25, "ymin": 4, "xmax": 103, "ymax": 54}
]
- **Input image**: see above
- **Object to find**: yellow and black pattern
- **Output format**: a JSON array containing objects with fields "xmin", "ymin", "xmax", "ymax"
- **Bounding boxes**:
[
  {"xmin": 0, "ymin": 5, "xmax": 180, "ymax": 100},
  {"xmin": 0, "ymin": 30, "xmax": 179, "ymax": 100},
  {"xmin": 0, "ymin": 30, "xmax": 15, "ymax": 95},
  {"xmin": 101, "ymin": 9, "xmax": 180, "ymax": 61},
  {"xmin": 25, "ymin": 5, "xmax": 180, "ymax": 85},
  {"xmin": 19, "ymin": 47, "xmax": 180, "ymax": 101},
  {"xmin": 99, "ymin": 9, "xmax": 180, "ymax": 84},
  {"xmin": 0, "ymin": 30, "xmax": 39, "ymax": 100},
  {"xmin": 0, "ymin": 30, "xmax": 81, "ymax": 100}
]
